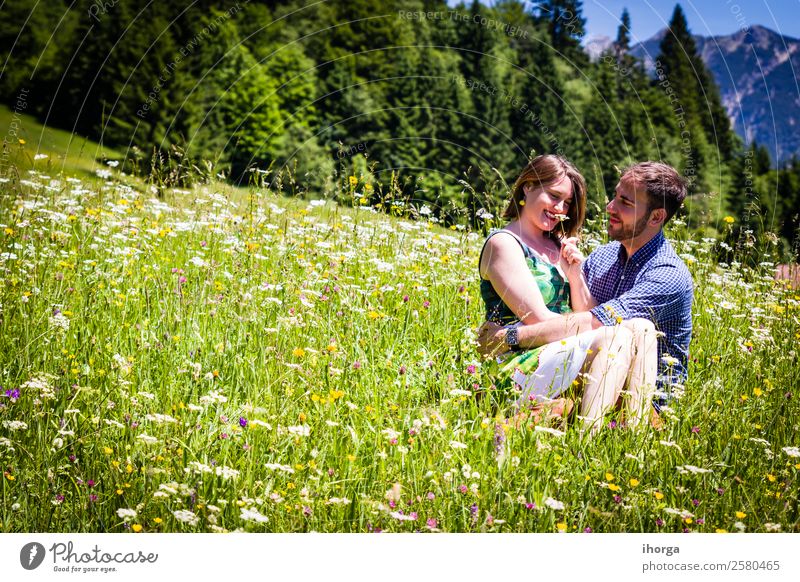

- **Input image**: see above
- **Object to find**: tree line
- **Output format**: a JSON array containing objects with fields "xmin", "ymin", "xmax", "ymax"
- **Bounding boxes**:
[{"xmin": 1, "ymin": 0, "xmax": 797, "ymax": 256}]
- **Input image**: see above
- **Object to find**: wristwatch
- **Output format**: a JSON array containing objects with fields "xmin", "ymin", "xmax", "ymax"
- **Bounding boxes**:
[{"xmin": 504, "ymin": 326, "xmax": 521, "ymax": 352}]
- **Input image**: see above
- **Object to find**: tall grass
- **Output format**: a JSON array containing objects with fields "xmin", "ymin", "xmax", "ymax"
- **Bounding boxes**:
[{"xmin": 0, "ymin": 164, "xmax": 798, "ymax": 533}]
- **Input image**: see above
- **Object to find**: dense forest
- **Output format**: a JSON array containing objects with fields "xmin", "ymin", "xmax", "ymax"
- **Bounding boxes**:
[{"xmin": 1, "ymin": 0, "xmax": 798, "ymax": 256}]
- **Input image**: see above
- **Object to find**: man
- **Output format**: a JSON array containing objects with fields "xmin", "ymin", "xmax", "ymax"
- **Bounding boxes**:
[{"xmin": 478, "ymin": 161, "xmax": 693, "ymax": 411}]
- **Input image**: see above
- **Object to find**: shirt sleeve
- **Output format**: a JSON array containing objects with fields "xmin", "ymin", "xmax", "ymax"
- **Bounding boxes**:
[{"xmin": 590, "ymin": 264, "xmax": 690, "ymax": 326}]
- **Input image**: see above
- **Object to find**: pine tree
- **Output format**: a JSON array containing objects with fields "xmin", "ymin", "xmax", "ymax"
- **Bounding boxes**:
[
  {"xmin": 458, "ymin": 1, "xmax": 514, "ymax": 172},
  {"xmin": 655, "ymin": 4, "xmax": 737, "ymax": 191},
  {"xmin": 534, "ymin": 0, "xmax": 588, "ymax": 66},
  {"xmin": 614, "ymin": 8, "xmax": 631, "ymax": 59}
]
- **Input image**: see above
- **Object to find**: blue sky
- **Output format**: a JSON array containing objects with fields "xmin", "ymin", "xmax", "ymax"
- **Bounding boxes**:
[{"xmin": 580, "ymin": 0, "xmax": 800, "ymax": 42}]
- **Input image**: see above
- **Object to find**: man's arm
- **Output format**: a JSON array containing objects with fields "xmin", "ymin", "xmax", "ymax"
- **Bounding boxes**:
[{"xmin": 588, "ymin": 264, "xmax": 691, "ymax": 326}]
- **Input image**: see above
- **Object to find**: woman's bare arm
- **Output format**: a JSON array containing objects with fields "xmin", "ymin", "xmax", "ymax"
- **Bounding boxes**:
[
  {"xmin": 560, "ymin": 237, "xmax": 597, "ymax": 312},
  {"xmin": 480, "ymin": 232, "xmax": 560, "ymax": 325}
]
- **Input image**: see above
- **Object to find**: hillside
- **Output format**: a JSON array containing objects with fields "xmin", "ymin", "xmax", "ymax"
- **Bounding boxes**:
[{"xmin": 0, "ymin": 105, "xmax": 124, "ymax": 180}]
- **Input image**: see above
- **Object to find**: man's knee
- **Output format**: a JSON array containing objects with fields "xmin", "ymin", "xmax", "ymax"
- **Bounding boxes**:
[
  {"xmin": 623, "ymin": 317, "xmax": 655, "ymax": 335},
  {"xmin": 592, "ymin": 324, "xmax": 634, "ymax": 349}
]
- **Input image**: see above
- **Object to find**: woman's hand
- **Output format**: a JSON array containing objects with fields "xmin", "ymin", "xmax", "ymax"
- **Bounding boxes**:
[
  {"xmin": 560, "ymin": 237, "xmax": 584, "ymax": 278},
  {"xmin": 477, "ymin": 321, "xmax": 507, "ymax": 358}
]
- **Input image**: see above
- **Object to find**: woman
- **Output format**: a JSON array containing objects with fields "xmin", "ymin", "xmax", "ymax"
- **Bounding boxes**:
[{"xmin": 478, "ymin": 155, "xmax": 656, "ymax": 432}]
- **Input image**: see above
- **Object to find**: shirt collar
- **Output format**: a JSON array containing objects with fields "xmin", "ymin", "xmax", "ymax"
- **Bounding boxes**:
[{"xmin": 617, "ymin": 230, "xmax": 666, "ymax": 263}]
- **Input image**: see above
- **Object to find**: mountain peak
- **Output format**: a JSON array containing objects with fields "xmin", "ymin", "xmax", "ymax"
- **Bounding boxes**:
[{"xmin": 628, "ymin": 25, "xmax": 800, "ymax": 163}]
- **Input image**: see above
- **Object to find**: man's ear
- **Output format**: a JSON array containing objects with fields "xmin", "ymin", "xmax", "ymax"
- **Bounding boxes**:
[{"xmin": 649, "ymin": 208, "xmax": 667, "ymax": 226}]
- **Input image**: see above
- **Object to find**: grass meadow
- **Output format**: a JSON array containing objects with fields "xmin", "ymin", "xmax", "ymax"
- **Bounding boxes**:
[{"xmin": 1, "ymin": 127, "xmax": 799, "ymax": 534}]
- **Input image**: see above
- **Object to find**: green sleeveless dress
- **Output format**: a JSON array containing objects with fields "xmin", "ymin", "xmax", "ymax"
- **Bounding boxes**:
[{"xmin": 479, "ymin": 230, "xmax": 591, "ymax": 402}]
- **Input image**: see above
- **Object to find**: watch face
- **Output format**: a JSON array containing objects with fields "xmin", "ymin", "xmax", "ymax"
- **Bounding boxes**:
[{"xmin": 506, "ymin": 327, "xmax": 518, "ymax": 348}]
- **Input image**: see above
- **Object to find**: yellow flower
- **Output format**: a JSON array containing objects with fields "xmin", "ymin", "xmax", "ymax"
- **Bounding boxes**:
[
  {"xmin": 153, "ymin": 517, "xmax": 162, "ymax": 524},
  {"xmin": 735, "ymin": 511, "xmax": 746, "ymax": 519},
  {"xmin": 368, "ymin": 311, "xmax": 381, "ymax": 320},
  {"xmin": 18, "ymin": 138, "xmax": 25, "ymax": 145},
  {"xmin": 684, "ymin": 518, "xmax": 693, "ymax": 524},
  {"xmin": 767, "ymin": 474, "xmax": 776, "ymax": 482},
  {"xmin": 605, "ymin": 472, "xmax": 615, "ymax": 482},
  {"xmin": 347, "ymin": 454, "xmax": 356, "ymax": 462},
  {"xmin": 654, "ymin": 491, "xmax": 664, "ymax": 500},
  {"xmin": 608, "ymin": 484, "xmax": 620, "ymax": 492},
  {"xmin": 116, "ymin": 489, "xmax": 124, "ymax": 495},
  {"xmin": 629, "ymin": 478, "xmax": 640, "ymax": 487},
  {"xmin": 125, "ymin": 464, "xmax": 133, "ymax": 474},
  {"xmin": 292, "ymin": 347, "xmax": 306, "ymax": 358},
  {"xmin": 724, "ymin": 216, "xmax": 735, "ymax": 224},
  {"xmin": 715, "ymin": 528, "xmax": 727, "ymax": 533},
  {"xmin": 348, "ymin": 176, "xmax": 358, "ymax": 187},
  {"xmin": 556, "ymin": 522, "xmax": 567, "ymax": 531},
  {"xmin": 326, "ymin": 343, "xmax": 337, "ymax": 353},
  {"xmin": 132, "ymin": 524, "xmax": 142, "ymax": 533}
]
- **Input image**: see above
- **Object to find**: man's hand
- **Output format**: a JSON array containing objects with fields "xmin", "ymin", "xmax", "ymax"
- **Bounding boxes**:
[{"xmin": 477, "ymin": 321, "xmax": 508, "ymax": 358}]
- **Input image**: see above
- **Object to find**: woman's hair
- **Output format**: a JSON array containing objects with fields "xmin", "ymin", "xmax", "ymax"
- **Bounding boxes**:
[{"xmin": 502, "ymin": 155, "xmax": 586, "ymax": 239}]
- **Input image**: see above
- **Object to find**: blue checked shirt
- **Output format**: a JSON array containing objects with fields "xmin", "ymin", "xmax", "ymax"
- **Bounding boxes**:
[{"xmin": 582, "ymin": 231, "xmax": 693, "ymax": 389}]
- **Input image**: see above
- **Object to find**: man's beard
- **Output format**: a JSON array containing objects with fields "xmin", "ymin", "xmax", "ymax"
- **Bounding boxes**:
[{"xmin": 608, "ymin": 211, "xmax": 650, "ymax": 242}]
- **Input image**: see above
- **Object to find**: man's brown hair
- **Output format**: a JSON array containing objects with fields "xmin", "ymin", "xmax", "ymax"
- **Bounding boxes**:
[{"xmin": 621, "ymin": 161, "xmax": 688, "ymax": 223}]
